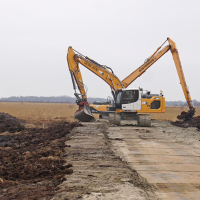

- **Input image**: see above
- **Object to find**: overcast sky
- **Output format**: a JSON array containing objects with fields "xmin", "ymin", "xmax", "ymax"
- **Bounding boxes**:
[{"xmin": 0, "ymin": 0, "xmax": 199, "ymax": 101}]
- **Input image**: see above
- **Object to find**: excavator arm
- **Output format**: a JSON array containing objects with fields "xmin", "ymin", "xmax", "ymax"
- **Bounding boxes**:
[
  {"xmin": 67, "ymin": 47, "xmax": 87, "ymax": 101},
  {"xmin": 122, "ymin": 38, "xmax": 195, "ymax": 119},
  {"xmin": 67, "ymin": 46, "xmax": 124, "ymax": 121},
  {"xmin": 67, "ymin": 46, "xmax": 124, "ymax": 99},
  {"xmin": 122, "ymin": 43, "xmax": 170, "ymax": 88},
  {"xmin": 168, "ymin": 38, "xmax": 193, "ymax": 108}
]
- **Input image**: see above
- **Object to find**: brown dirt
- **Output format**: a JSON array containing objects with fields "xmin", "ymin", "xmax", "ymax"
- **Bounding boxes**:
[
  {"xmin": 0, "ymin": 119, "xmax": 80, "ymax": 200},
  {"xmin": 0, "ymin": 113, "xmax": 25, "ymax": 133},
  {"xmin": 171, "ymin": 115, "xmax": 200, "ymax": 130}
]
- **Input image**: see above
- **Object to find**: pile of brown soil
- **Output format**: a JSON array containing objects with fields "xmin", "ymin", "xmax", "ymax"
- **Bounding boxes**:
[
  {"xmin": 0, "ymin": 113, "xmax": 25, "ymax": 133},
  {"xmin": 171, "ymin": 116, "xmax": 200, "ymax": 130},
  {"xmin": 0, "ymin": 121, "xmax": 80, "ymax": 200}
]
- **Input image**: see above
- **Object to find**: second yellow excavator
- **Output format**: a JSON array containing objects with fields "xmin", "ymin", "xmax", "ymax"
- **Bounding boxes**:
[{"xmin": 67, "ymin": 38, "xmax": 195, "ymax": 126}]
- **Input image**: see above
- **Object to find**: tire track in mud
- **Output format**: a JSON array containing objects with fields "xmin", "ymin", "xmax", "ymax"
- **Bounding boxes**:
[
  {"xmin": 108, "ymin": 122, "xmax": 200, "ymax": 199},
  {"xmin": 52, "ymin": 122, "xmax": 158, "ymax": 200}
]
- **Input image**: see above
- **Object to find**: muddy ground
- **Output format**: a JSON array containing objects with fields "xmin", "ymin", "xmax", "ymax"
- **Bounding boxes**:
[
  {"xmin": 1, "ymin": 112, "xmax": 200, "ymax": 199},
  {"xmin": 0, "ymin": 113, "xmax": 80, "ymax": 200},
  {"xmin": 0, "ymin": 113, "xmax": 25, "ymax": 133}
]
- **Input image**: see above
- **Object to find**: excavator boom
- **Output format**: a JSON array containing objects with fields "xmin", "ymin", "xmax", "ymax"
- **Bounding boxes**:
[
  {"xmin": 67, "ymin": 46, "xmax": 124, "ymax": 121},
  {"xmin": 122, "ymin": 45, "xmax": 170, "ymax": 88},
  {"xmin": 67, "ymin": 47, "xmax": 124, "ymax": 94},
  {"xmin": 122, "ymin": 38, "xmax": 195, "ymax": 119}
]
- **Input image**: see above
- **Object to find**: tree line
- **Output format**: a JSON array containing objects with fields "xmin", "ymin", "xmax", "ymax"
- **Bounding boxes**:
[{"xmin": 0, "ymin": 96, "xmax": 199, "ymax": 106}]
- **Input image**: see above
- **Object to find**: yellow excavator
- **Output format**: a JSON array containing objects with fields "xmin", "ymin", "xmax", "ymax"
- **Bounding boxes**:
[{"xmin": 67, "ymin": 38, "xmax": 195, "ymax": 126}]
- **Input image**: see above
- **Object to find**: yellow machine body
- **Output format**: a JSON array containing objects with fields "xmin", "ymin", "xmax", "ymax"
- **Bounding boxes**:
[
  {"xmin": 138, "ymin": 96, "xmax": 165, "ymax": 113},
  {"xmin": 89, "ymin": 104, "xmax": 111, "ymax": 112},
  {"xmin": 90, "ymin": 96, "xmax": 165, "ymax": 114}
]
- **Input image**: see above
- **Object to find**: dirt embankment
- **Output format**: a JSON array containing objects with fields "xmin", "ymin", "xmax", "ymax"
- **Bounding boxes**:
[
  {"xmin": 0, "ymin": 113, "xmax": 25, "ymax": 133},
  {"xmin": 0, "ymin": 113, "xmax": 80, "ymax": 200}
]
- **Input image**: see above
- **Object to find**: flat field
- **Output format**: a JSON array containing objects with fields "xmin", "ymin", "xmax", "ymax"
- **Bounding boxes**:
[
  {"xmin": 0, "ymin": 102, "xmax": 199, "ymax": 123},
  {"xmin": 0, "ymin": 102, "xmax": 78, "ymax": 124}
]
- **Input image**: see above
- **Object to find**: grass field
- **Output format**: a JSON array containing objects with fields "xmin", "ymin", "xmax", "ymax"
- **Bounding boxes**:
[
  {"xmin": 0, "ymin": 102, "xmax": 78, "ymax": 124},
  {"xmin": 0, "ymin": 102, "xmax": 199, "ymax": 123}
]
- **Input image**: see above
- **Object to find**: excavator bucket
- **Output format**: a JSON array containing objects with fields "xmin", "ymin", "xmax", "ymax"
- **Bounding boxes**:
[
  {"xmin": 177, "ymin": 107, "xmax": 195, "ymax": 121},
  {"xmin": 75, "ymin": 104, "xmax": 95, "ymax": 122}
]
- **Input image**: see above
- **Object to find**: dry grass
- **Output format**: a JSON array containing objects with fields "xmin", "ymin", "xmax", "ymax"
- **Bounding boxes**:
[
  {"xmin": 0, "ymin": 103, "xmax": 199, "ymax": 124},
  {"xmin": 151, "ymin": 106, "xmax": 200, "ymax": 121},
  {"xmin": 0, "ymin": 102, "xmax": 78, "ymax": 124}
]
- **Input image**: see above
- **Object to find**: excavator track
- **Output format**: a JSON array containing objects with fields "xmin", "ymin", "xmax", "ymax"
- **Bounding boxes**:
[
  {"xmin": 109, "ymin": 113, "xmax": 151, "ymax": 127},
  {"xmin": 138, "ymin": 114, "xmax": 151, "ymax": 127}
]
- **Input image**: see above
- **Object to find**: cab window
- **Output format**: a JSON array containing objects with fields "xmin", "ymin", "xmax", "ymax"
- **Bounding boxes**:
[
  {"xmin": 122, "ymin": 90, "xmax": 139, "ymax": 104},
  {"xmin": 150, "ymin": 100, "xmax": 160, "ymax": 109},
  {"xmin": 116, "ymin": 91, "xmax": 122, "ymax": 108}
]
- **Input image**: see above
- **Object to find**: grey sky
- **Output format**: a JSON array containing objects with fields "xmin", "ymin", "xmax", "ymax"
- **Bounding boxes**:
[{"xmin": 0, "ymin": 0, "xmax": 199, "ymax": 101}]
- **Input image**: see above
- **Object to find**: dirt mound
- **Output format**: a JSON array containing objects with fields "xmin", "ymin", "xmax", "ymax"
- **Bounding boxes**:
[
  {"xmin": 0, "ymin": 112, "xmax": 25, "ymax": 133},
  {"xmin": 171, "ymin": 116, "xmax": 200, "ymax": 130},
  {"xmin": 0, "ymin": 121, "xmax": 80, "ymax": 200},
  {"xmin": 177, "ymin": 109, "xmax": 195, "ymax": 121}
]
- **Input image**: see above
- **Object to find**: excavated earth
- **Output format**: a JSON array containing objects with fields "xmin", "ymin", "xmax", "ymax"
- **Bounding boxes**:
[
  {"xmin": 0, "ymin": 113, "xmax": 80, "ymax": 200},
  {"xmin": 1, "ymin": 112, "xmax": 200, "ymax": 199},
  {"xmin": 172, "ymin": 115, "xmax": 200, "ymax": 130},
  {"xmin": 0, "ymin": 113, "xmax": 25, "ymax": 133}
]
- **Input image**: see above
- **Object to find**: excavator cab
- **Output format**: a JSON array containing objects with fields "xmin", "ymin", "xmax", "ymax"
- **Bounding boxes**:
[{"xmin": 115, "ymin": 89, "xmax": 141, "ymax": 111}]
